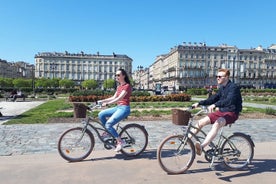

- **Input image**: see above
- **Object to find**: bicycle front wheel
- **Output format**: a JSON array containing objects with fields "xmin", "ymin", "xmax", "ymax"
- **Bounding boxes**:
[
  {"xmin": 119, "ymin": 124, "xmax": 148, "ymax": 157},
  {"xmin": 221, "ymin": 133, "xmax": 254, "ymax": 170},
  {"xmin": 157, "ymin": 135, "xmax": 195, "ymax": 174},
  {"xmin": 58, "ymin": 127, "xmax": 95, "ymax": 162}
]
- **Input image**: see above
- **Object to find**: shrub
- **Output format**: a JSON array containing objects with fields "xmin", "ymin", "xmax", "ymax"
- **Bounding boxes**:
[
  {"xmin": 69, "ymin": 93, "xmax": 191, "ymax": 102},
  {"xmin": 265, "ymin": 107, "xmax": 276, "ymax": 115},
  {"xmin": 269, "ymin": 97, "xmax": 276, "ymax": 103}
]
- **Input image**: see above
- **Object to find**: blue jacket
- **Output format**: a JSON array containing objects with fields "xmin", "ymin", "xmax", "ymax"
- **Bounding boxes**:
[{"xmin": 198, "ymin": 80, "xmax": 242, "ymax": 114}]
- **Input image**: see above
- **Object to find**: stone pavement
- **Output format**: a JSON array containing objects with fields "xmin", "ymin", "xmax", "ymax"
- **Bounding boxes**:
[
  {"xmin": 0, "ymin": 100, "xmax": 276, "ymax": 156},
  {"xmin": 0, "ymin": 100, "xmax": 276, "ymax": 184},
  {"xmin": 0, "ymin": 119, "xmax": 276, "ymax": 156},
  {"xmin": 0, "ymin": 102, "xmax": 276, "ymax": 184}
]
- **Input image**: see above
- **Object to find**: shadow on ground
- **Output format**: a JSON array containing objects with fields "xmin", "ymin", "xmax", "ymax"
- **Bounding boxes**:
[{"xmin": 185, "ymin": 158, "xmax": 276, "ymax": 182}]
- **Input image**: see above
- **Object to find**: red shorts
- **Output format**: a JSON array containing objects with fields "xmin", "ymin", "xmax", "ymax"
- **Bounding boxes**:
[{"xmin": 208, "ymin": 111, "xmax": 239, "ymax": 125}]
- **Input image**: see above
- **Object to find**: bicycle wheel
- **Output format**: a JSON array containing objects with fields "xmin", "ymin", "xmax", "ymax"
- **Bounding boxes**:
[
  {"xmin": 58, "ymin": 127, "xmax": 95, "ymax": 162},
  {"xmin": 157, "ymin": 135, "xmax": 195, "ymax": 174},
  {"xmin": 220, "ymin": 133, "xmax": 254, "ymax": 170},
  {"xmin": 119, "ymin": 124, "xmax": 148, "ymax": 157}
]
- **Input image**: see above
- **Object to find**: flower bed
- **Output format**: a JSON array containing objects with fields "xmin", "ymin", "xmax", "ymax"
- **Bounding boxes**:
[{"xmin": 69, "ymin": 93, "xmax": 191, "ymax": 102}]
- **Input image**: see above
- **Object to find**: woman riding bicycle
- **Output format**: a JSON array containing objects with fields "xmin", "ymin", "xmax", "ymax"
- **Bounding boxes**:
[
  {"xmin": 192, "ymin": 68, "xmax": 242, "ymax": 156},
  {"xmin": 98, "ymin": 68, "xmax": 132, "ymax": 152}
]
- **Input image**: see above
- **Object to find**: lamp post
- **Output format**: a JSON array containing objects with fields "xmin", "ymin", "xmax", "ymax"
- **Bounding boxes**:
[
  {"xmin": 232, "ymin": 56, "xmax": 236, "ymax": 83},
  {"xmin": 32, "ymin": 65, "xmax": 35, "ymax": 95},
  {"xmin": 50, "ymin": 63, "xmax": 57, "ymax": 79},
  {"xmin": 137, "ymin": 65, "xmax": 143, "ymax": 90}
]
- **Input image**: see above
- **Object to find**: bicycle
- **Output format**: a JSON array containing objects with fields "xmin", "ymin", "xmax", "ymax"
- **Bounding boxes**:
[
  {"xmin": 157, "ymin": 106, "xmax": 255, "ymax": 174},
  {"xmin": 58, "ymin": 103, "xmax": 149, "ymax": 162}
]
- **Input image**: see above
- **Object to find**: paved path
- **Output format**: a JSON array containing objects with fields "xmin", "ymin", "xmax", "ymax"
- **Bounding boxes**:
[
  {"xmin": 0, "ymin": 100, "xmax": 276, "ymax": 156},
  {"xmin": 1, "ymin": 100, "xmax": 276, "ymax": 184},
  {"xmin": 1, "ymin": 119, "xmax": 276, "ymax": 156},
  {"xmin": 1, "ymin": 142, "xmax": 276, "ymax": 184},
  {"xmin": 0, "ymin": 101, "xmax": 45, "ymax": 125}
]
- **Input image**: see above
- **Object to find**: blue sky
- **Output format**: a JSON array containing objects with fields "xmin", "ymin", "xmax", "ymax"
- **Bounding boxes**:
[{"xmin": 0, "ymin": 0, "xmax": 275, "ymax": 70}]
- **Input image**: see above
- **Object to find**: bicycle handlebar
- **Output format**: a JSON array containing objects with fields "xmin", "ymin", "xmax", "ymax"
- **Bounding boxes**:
[
  {"xmin": 87, "ymin": 103, "xmax": 102, "ymax": 111},
  {"xmin": 188, "ymin": 105, "xmax": 209, "ymax": 117}
]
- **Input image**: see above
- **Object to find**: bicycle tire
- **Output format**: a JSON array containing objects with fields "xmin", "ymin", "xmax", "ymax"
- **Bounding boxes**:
[
  {"xmin": 157, "ymin": 135, "xmax": 195, "ymax": 174},
  {"xmin": 58, "ymin": 127, "xmax": 95, "ymax": 162},
  {"xmin": 119, "ymin": 123, "xmax": 148, "ymax": 157},
  {"xmin": 220, "ymin": 133, "xmax": 254, "ymax": 170}
]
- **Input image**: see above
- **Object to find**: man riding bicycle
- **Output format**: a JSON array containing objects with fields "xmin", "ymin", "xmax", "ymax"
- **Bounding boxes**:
[{"xmin": 192, "ymin": 68, "xmax": 242, "ymax": 155}]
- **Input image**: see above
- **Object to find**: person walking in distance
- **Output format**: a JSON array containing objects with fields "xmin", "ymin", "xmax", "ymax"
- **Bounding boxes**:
[
  {"xmin": 98, "ymin": 68, "xmax": 132, "ymax": 152},
  {"xmin": 192, "ymin": 68, "xmax": 242, "ymax": 155}
]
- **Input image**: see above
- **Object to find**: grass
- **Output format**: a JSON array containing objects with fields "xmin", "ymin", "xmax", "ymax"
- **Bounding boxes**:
[
  {"xmin": 5, "ymin": 99, "xmax": 73, "ymax": 124},
  {"xmin": 4, "ymin": 97, "xmax": 274, "ymax": 124}
]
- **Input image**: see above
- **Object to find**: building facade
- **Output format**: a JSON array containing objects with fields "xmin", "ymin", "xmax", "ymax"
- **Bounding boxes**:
[
  {"xmin": 135, "ymin": 43, "xmax": 276, "ymax": 91},
  {"xmin": 0, "ymin": 59, "xmax": 34, "ymax": 79},
  {"xmin": 34, "ymin": 51, "xmax": 133, "ymax": 86}
]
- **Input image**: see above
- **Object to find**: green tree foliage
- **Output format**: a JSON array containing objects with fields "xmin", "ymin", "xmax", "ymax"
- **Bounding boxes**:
[
  {"xmin": 81, "ymin": 79, "xmax": 98, "ymax": 89},
  {"xmin": 12, "ymin": 78, "xmax": 32, "ymax": 88},
  {"xmin": 36, "ymin": 78, "xmax": 49, "ymax": 88},
  {"xmin": 59, "ymin": 79, "xmax": 75, "ymax": 88},
  {"xmin": 0, "ymin": 78, "xmax": 15, "ymax": 88},
  {"xmin": 103, "ymin": 79, "xmax": 115, "ymax": 89}
]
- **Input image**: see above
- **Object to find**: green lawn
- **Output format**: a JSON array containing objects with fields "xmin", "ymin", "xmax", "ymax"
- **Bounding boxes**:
[{"xmin": 4, "ymin": 97, "xmax": 275, "ymax": 124}]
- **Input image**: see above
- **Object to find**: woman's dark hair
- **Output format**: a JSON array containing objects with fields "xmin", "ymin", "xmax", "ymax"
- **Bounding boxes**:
[{"xmin": 118, "ymin": 68, "xmax": 131, "ymax": 84}]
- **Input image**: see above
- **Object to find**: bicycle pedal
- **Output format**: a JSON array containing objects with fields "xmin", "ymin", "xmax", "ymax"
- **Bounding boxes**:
[{"xmin": 104, "ymin": 143, "xmax": 115, "ymax": 150}]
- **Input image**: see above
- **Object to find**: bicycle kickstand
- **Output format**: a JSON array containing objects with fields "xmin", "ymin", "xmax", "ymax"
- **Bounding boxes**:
[{"xmin": 210, "ymin": 155, "xmax": 216, "ymax": 170}]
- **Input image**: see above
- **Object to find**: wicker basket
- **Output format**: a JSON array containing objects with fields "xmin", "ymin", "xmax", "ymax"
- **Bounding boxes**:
[
  {"xmin": 172, "ymin": 109, "xmax": 191, "ymax": 125},
  {"xmin": 73, "ymin": 103, "xmax": 87, "ymax": 118}
]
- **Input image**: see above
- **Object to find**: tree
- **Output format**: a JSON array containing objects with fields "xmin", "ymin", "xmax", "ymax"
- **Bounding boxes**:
[
  {"xmin": 51, "ymin": 78, "xmax": 59, "ymax": 88},
  {"xmin": 81, "ymin": 79, "xmax": 98, "ymax": 89},
  {"xmin": 36, "ymin": 78, "xmax": 52, "ymax": 88},
  {"xmin": 103, "ymin": 79, "xmax": 115, "ymax": 89},
  {"xmin": 13, "ymin": 78, "xmax": 32, "ymax": 88},
  {"xmin": 59, "ymin": 79, "xmax": 75, "ymax": 88},
  {"xmin": 0, "ymin": 78, "xmax": 13, "ymax": 88}
]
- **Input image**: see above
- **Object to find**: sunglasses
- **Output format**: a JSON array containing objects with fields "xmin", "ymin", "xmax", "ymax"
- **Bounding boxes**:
[{"xmin": 216, "ymin": 75, "xmax": 225, "ymax": 79}]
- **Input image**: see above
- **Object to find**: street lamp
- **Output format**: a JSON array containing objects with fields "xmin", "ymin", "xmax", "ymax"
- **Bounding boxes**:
[
  {"xmin": 32, "ymin": 65, "xmax": 35, "ymax": 95},
  {"xmin": 137, "ymin": 65, "xmax": 143, "ymax": 90},
  {"xmin": 232, "ymin": 56, "xmax": 236, "ymax": 83},
  {"xmin": 50, "ymin": 63, "xmax": 57, "ymax": 78}
]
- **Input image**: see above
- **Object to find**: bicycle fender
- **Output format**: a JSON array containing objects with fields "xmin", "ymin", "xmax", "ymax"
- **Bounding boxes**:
[{"xmin": 233, "ymin": 132, "xmax": 255, "ymax": 147}]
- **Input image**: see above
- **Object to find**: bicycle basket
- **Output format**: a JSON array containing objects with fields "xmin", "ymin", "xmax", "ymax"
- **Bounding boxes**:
[{"xmin": 172, "ymin": 109, "xmax": 191, "ymax": 125}]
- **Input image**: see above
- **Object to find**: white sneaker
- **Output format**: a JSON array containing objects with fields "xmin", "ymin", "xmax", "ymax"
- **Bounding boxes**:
[{"xmin": 114, "ymin": 140, "xmax": 126, "ymax": 152}]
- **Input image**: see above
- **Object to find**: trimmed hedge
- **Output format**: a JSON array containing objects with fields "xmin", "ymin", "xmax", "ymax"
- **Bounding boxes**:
[{"xmin": 69, "ymin": 93, "xmax": 191, "ymax": 102}]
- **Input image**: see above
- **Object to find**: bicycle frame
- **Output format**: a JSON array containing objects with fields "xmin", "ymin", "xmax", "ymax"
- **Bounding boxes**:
[
  {"xmin": 80, "ymin": 115, "xmax": 124, "ymax": 143},
  {"xmin": 181, "ymin": 108, "xmax": 242, "ymax": 166},
  {"xmin": 157, "ymin": 106, "xmax": 254, "ymax": 174}
]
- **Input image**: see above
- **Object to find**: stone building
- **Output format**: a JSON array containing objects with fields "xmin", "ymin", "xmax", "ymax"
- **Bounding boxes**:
[
  {"xmin": 34, "ymin": 51, "xmax": 132, "ymax": 87},
  {"xmin": 0, "ymin": 59, "xmax": 34, "ymax": 79},
  {"xmin": 135, "ymin": 43, "xmax": 276, "ymax": 91}
]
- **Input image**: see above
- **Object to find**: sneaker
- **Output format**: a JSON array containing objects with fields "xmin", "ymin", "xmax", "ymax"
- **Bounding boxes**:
[
  {"xmin": 114, "ymin": 140, "xmax": 126, "ymax": 152},
  {"xmin": 101, "ymin": 132, "xmax": 111, "ymax": 141},
  {"xmin": 195, "ymin": 141, "xmax": 202, "ymax": 156}
]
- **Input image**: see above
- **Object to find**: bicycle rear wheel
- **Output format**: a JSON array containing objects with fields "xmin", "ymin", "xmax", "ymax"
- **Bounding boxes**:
[
  {"xmin": 58, "ymin": 127, "xmax": 95, "ymax": 162},
  {"xmin": 221, "ymin": 133, "xmax": 254, "ymax": 170},
  {"xmin": 119, "ymin": 124, "xmax": 148, "ymax": 157},
  {"xmin": 157, "ymin": 135, "xmax": 195, "ymax": 174}
]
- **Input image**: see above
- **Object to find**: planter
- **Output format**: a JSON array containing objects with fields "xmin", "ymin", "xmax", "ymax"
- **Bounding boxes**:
[{"xmin": 73, "ymin": 103, "xmax": 87, "ymax": 118}]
